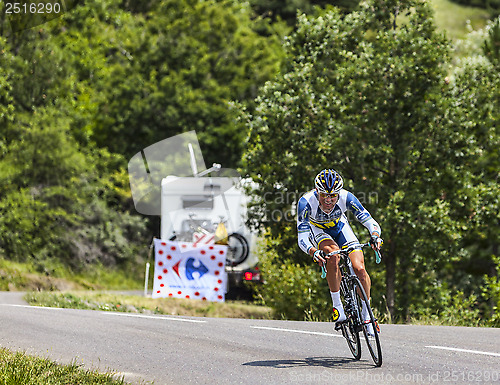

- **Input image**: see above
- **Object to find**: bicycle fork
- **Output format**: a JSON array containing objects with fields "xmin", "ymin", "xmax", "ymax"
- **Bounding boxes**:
[{"xmin": 342, "ymin": 278, "xmax": 364, "ymax": 333}]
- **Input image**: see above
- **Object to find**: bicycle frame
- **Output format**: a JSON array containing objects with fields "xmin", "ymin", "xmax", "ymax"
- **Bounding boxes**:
[
  {"xmin": 326, "ymin": 243, "xmax": 370, "ymax": 330},
  {"xmin": 323, "ymin": 241, "xmax": 383, "ymax": 366},
  {"xmin": 339, "ymin": 256, "xmax": 363, "ymax": 332}
]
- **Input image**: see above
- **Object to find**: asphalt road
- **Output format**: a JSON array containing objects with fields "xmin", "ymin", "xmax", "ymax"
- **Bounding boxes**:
[{"xmin": 1, "ymin": 293, "xmax": 499, "ymax": 385}]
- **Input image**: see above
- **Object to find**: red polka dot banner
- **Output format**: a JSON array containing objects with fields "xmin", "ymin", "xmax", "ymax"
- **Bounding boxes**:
[{"xmin": 152, "ymin": 239, "xmax": 228, "ymax": 302}]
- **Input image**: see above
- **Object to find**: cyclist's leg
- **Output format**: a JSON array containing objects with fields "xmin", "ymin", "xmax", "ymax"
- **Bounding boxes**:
[
  {"xmin": 322, "ymin": 239, "xmax": 342, "ymax": 292},
  {"xmin": 310, "ymin": 226, "xmax": 341, "ymax": 291},
  {"xmin": 310, "ymin": 227, "xmax": 345, "ymax": 322},
  {"xmin": 349, "ymin": 250, "xmax": 371, "ymax": 299},
  {"xmin": 336, "ymin": 223, "xmax": 378, "ymax": 335},
  {"xmin": 335, "ymin": 222, "xmax": 371, "ymax": 300}
]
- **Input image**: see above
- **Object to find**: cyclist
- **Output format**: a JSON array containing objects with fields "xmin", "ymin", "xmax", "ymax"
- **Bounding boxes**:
[{"xmin": 297, "ymin": 169, "xmax": 383, "ymax": 334}]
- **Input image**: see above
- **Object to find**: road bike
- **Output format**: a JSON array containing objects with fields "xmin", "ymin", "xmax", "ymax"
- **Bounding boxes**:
[{"xmin": 321, "ymin": 241, "xmax": 383, "ymax": 367}]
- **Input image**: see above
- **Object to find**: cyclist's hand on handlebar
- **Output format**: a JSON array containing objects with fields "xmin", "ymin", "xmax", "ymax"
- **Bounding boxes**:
[
  {"xmin": 312, "ymin": 250, "xmax": 326, "ymax": 264},
  {"xmin": 370, "ymin": 235, "xmax": 383, "ymax": 250}
]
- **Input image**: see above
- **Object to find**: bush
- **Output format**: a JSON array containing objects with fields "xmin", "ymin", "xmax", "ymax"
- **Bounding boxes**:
[
  {"xmin": 483, "ymin": 256, "xmax": 500, "ymax": 327},
  {"xmin": 252, "ymin": 238, "xmax": 332, "ymax": 321}
]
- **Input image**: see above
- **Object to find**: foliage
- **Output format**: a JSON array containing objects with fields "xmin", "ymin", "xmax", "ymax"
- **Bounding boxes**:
[
  {"xmin": 0, "ymin": 102, "xmax": 147, "ymax": 274},
  {"xmin": 247, "ymin": 0, "xmax": 361, "ymax": 25},
  {"xmin": 0, "ymin": 258, "xmax": 143, "ymax": 291},
  {"xmin": 49, "ymin": 0, "xmax": 284, "ymax": 168},
  {"xmin": 448, "ymin": 42, "xmax": 500, "ymax": 325},
  {"xmin": 0, "ymin": 0, "xmax": 282, "ymax": 281},
  {"xmin": 251, "ymin": 238, "xmax": 331, "ymax": 320},
  {"xmin": 483, "ymin": 256, "xmax": 500, "ymax": 327},
  {"xmin": 483, "ymin": 16, "xmax": 500, "ymax": 66},
  {"xmin": 410, "ymin": 290, "xmax": 482, "ymax": 326},
  {"xmin": 242, "ymin": 0, "xmax": 499, "ymax": 323}
]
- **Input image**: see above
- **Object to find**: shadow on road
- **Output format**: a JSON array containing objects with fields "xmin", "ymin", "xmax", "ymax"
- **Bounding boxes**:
[{"xmin": 243, "ymin": 356, "xmax": 373, "ymax": 369}]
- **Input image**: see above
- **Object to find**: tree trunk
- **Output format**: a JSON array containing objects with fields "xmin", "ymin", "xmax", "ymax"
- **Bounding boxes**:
[
  {"xmin": 385, "ymin": 231, "xmax": 397, "ymax": 322},
  {"xmin": 490, "ymin": 243, "xmax": 499, "ymax": 317}
]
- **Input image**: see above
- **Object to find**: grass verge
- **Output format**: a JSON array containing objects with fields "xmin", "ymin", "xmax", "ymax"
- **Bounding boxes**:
[
  {"xmin": 0, "ymin": 348, "xmax": 127, "ymax": 385},
  {"xmin": 0, "ymin": 259, "xmax": 144, "ymax": 292},
  {"xmin": 24, "ymin": 290, "xmax": 274, "ymax": 319}
]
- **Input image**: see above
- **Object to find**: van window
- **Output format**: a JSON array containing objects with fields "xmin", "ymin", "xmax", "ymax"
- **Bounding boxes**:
[{"xmin": 181, "ymin": 195, "xmax": 214, "ymax": 209}]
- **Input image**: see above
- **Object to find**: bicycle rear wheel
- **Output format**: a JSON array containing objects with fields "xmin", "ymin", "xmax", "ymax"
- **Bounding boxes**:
[{"xmin": 353, "ymin": 277, "xmax": 382, "ymax": 367}]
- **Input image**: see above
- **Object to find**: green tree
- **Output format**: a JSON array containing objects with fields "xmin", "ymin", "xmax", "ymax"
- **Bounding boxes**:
[
  {"xmin": 449, "ymin": 45, "xmax": 500, "ymax": 323},
  {"xmin": 242, "ymin": 0, "xmax": 479, "ymax": 322},
  {"xmin": 0, "ymin": 106, "xmax": 147, "ymax": 272},
  {"xmin": 1, "ymin": 0, "xmax": 285, "ymax": 280},
  {"xmin": 483, "ymin": 16, "xmax": 500, "ymax": 66},
  {"xmin": 55, "ymin": 0, "xmax": 284, "ymax": 168},
  {"xmin": 0, "ymin": 37, "xmax": 15, "ymax": 144},
  {"xmin": 0, "ymin": 25, "xmax": 147, "ymax": 275}
]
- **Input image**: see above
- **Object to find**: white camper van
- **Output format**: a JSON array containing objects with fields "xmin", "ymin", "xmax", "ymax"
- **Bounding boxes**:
[{"xmin": 160, "ymin": 174, "xmax": 260, "ymax": 295}]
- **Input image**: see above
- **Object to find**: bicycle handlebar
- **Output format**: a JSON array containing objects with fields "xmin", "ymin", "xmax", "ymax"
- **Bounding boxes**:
[{"xmin": 325, "ymin": 241, "xmax": 382, "ymax": 264}]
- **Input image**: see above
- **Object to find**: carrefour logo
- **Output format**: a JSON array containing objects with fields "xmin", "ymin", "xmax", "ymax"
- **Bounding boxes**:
[
  {"xmin": 185, "ymin": 258, "xmax": 209, "ymax": 280},
  {"xmin": 172, "ymin": 258, "xmax": 209, "ymax": 280}
]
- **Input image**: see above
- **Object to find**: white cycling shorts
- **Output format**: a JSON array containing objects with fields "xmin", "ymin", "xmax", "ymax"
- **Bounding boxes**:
[{"xmin": 309, "ymin": 221, "xmax": 360, "ymax": 251}]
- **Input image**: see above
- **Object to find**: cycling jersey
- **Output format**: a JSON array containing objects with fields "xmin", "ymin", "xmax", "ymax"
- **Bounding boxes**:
[{"xmin": 297, "ymin": 189, "xmax": 381, "ymax": 254}]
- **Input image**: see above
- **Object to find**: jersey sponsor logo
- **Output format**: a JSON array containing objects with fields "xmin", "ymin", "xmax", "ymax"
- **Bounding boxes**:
[
  {"xmin": 309, "ymin": 217, "xmax": 340, "ymax": 229},
  {"xmin": 357, "ymin": 212, "xmax": 370, "ymax": 222},
  {"xmin": 298, "ymin": 222, "xmax": 309, "ymax": 232},
  {"xmin": 331, "ymin": 208, "xmax": 342, "ymax": 219},
  {"xmin": 350, "ymin": 201, "xmax": 362, "ymax": 212},
  {"xmin": 316, "ymin": 207, "xmax": 341, "ymax": 221}
]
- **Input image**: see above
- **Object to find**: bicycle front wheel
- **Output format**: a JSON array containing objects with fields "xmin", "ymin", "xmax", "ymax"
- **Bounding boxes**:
[
  {"xmin": 353, "ymin": 277, "xmax": 382, "ymax": 367},
  {"xmin": 339, "ymin": 280, "xmax": 361, "ymax": 360},
  {"xmin": 340, "ymin": 318, "xmax": 361, "ymax": 360}
]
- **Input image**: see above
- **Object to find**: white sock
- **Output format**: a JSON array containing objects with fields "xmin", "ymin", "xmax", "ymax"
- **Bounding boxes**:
[
  {"xmin": 331, "ymin": 291, "xmax": 346, "ymax": 322},
  {"xmin": 362, "ymin": 299, "xmax": 370, "ymax": 321},
  {"xmin": 330, "ymin": 291, "xmax": 342, "ymax": 307}
]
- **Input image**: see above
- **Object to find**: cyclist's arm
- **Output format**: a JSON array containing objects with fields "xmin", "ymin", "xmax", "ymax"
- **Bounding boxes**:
[
  {"xmin": 297, "ymin": 197, "xmax": 315, "ymax": 256},
  {"xmin": 345, "ymin": 192, "xmax": 382, "ymax": 237}
]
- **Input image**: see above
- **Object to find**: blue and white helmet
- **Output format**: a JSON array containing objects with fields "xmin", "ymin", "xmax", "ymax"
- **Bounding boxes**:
[{"xmin": 314, "ymin": 169, "xmax": 343, "ymax": 194}]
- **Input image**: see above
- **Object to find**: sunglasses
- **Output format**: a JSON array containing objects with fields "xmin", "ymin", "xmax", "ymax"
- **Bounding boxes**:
[{"xmin": 319, "ymin": 192, "xmax": 339, "ymax": 199}]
